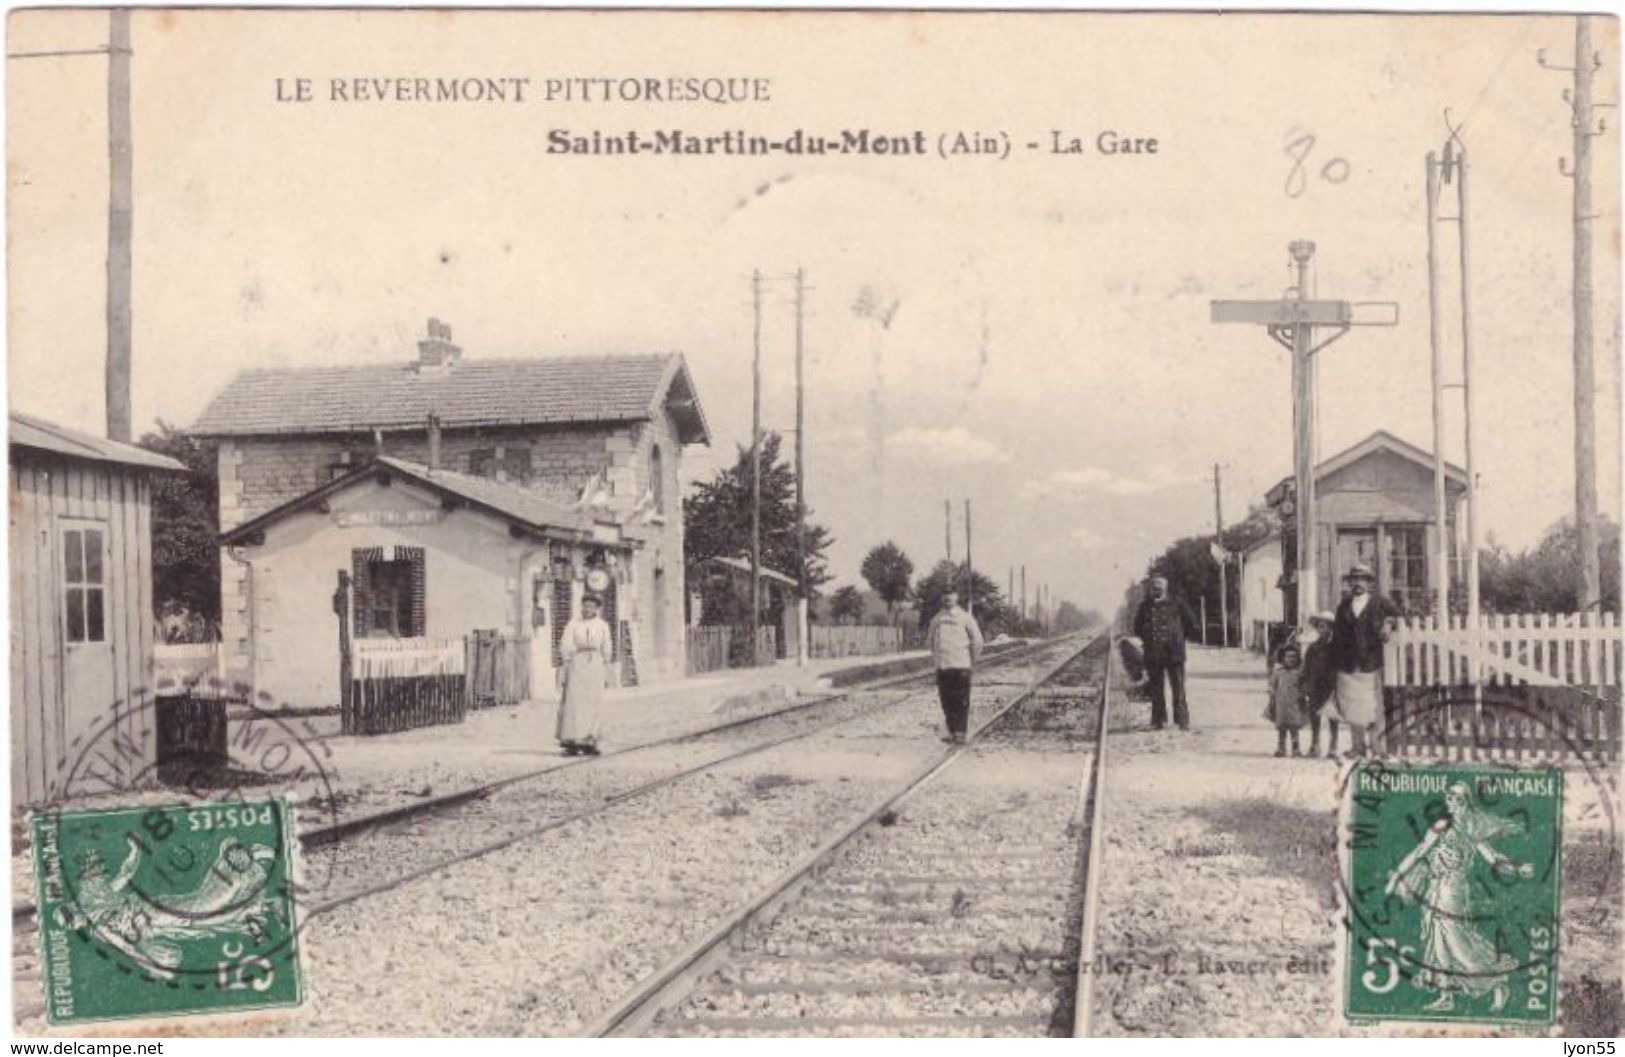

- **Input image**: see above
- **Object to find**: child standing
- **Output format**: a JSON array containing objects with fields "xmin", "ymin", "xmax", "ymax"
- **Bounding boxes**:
[
  {"xmin": 1267, "ymin": 644, "xmax": 1307, "ymax": 757},
  {"xmin": 1301, "ymin": 610, "xmax": 1340, "ymax": 758}
]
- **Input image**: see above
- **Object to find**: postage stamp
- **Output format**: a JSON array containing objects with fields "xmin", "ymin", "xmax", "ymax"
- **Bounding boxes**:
[
  {"xmin": 31, "ymin": 798, "xmax": 304, "ymax": 1026},
  {"xmin": 1341, "ymin": 760, "xmax": 1563, "ymax": 1027}
]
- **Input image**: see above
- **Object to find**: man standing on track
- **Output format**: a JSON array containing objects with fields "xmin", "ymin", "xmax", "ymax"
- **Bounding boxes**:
[
  {"xmin": 927, "ymin": 587, "xmax": 984, "ymax": 745},
  {"xmin": 1132, "ymin": 574, "xmax": 1197, "ymax": 731}
]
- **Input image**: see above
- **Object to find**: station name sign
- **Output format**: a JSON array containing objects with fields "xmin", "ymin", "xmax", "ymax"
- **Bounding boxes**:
[{"xmin": 335, "ymin": 509, "xmax": 445, "ymax": 527}]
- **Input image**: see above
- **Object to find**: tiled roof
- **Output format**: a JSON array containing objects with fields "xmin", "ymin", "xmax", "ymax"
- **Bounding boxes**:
[
  {"xmin": 219, "ymin": 456, "xmax": 643, "ymax": 547},
  {"xmin": 9, "ymin": 411, "xmax": 186, "ymax": 472},
  {"xmin": 192, "ymin": 352, "xmax": 709, "ymax": 443},
  {"xmin": 374, "ymin": 457, "xmax": 596, "ymax": 535}
]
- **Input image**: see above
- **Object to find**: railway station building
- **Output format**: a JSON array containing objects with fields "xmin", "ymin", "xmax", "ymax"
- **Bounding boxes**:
[
  {"xmin": 1241, "ymin": 430, "xmax": 1467, "ymax": 644},
  {"xmin": 194, "ymin": 320, "xmax": 710, "ymax": 707}
]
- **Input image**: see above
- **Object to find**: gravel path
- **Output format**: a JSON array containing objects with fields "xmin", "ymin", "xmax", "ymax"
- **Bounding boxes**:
[
  {"xmin": 650, "ymin": 640, "xmax": 1107, "ymax": 1037},
  {"xmin": 1086, "ymin": 647, "xmax": 1623, "ymax": 1038}
]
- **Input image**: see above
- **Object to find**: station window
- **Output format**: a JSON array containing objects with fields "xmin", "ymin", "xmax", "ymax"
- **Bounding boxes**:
[
  {"xmin": 61, "ymin": 523, "xmax": 107, "ymax": 644},
  {"xmin": 353, "ymin": 546, "xmax": 425, "ymax": 638}
]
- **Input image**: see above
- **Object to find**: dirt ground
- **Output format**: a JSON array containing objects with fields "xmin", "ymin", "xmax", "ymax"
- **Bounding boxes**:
[{"xmin": 1087, "ymin": 646, "xmax": 1622, "ymax": 1038}]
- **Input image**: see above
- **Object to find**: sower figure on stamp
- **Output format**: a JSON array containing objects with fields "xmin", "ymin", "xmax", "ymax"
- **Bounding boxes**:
[
  {"xmin": 1132, "ymin": 574, "xmax": 1197, "ymax": 731},
  {"xmin": 1331, "ymin": 563, "xmax": 1397, "ymax": 758},
  {"xmin": 1384, "ymin": 782, "xmax": 1534, "ymax": 1014},
  {"xmin": 927, "ymin": 587, "xmax": 983, "ymax": 745},
  {"xmin": 556, "ymin": 593, "xmax": 614, "ymax": 756}
]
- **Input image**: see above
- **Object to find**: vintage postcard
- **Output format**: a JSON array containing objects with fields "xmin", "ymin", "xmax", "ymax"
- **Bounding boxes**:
[{"xmin": 6, "ymin": 7, "xmax": 1621, "ymax": 1040}]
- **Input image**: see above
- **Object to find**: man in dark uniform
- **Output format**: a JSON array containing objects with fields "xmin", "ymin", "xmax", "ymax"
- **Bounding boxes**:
[{"xmin": 1132, "ymin": 574, "xmax": 1197, "ymax": 731}]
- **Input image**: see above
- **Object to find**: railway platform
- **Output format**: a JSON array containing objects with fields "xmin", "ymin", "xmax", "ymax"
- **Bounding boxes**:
[{"xmin": 289, "ymin": 650, "xmax": 937, "ymax": 808}]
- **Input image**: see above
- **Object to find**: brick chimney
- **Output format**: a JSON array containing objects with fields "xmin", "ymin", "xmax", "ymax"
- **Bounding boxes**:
[{"xmin": 417, "ymin": 317, "xmax": 462, "ymax": 368}]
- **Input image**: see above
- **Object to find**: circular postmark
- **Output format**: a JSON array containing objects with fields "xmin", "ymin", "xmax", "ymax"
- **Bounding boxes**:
[
  {"xmin": 1335, "ymin": 685, "xmax": 1620, "ymax": 1024},
  {"xmin": 40, "ymin": 680, "xmax": 342, "ymax": 986}
]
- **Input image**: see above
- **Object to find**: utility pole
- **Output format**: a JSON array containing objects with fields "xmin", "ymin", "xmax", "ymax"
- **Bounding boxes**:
[
  {"xmin": 1456, "ymin": 144, "xmax": 1482, "ymax": 638},
  {"xmin": 1543, "ymin": 18, "xmax": 1605, "ymax": 610},
  {"xmin": 105, "ymin": 9, "xmax": 132, "ymax": 442},
  {"xmin": 1426, "ymin": 148, "xmax": 1451, "ymax": 623},
  {"xmin": 965, "ymin": 499, "xmax": 974, "ymax": 617},
  {"xmin": 11, "ymin": 15, "xmax": 136, "ymax": 441},
  {"xmin": 1572, "ymin": 15, "xmax": 1601, "ymax": 613},
  {"xmin": 793, "ymin": 268, "xmax": 809, "ymax": 667},
  {"xmin": 944, "ymin": 500, "xmax": 952, "ymax": 563},
  {"xmin": 1021, "ymin": 565, "xmax": 1027, "ymax": 620},
  {"xmin": 750, "ymin": 270, "xmax": 763, "ymax": 666},
  {"xmin": 1213, "ymin": 463, "xmax": 1228, "ymax": 648}
]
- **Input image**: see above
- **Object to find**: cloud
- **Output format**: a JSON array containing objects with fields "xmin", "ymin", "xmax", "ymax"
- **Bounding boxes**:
[
  {"xmin": 1070, "ymin": 526, "xmax": 1107, "ymax": 549},
  {"xmin": 888, "ymin": 426, "xmax": 1011, "ymax": 466},
  {"xmin": 1024, "ymin": 463, "xmax": 1194, "ymax": 500}
]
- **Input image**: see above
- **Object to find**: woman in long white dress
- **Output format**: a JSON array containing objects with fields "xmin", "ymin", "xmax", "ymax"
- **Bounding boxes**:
[{"xmin": 556, "ymin": 594, "xmax": 613, "ymax": 756}]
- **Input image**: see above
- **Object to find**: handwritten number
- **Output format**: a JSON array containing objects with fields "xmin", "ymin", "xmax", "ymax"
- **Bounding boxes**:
[{"xmin": 1284, "ymin": 130, "xmax": 1350, "ymax": 198}]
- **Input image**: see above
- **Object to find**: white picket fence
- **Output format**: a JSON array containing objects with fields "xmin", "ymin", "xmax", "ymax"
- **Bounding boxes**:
[
  {"xmin": 1384, "ymin": 612, "xmax": 1622, "ymax": 688},
  {"xmin": 154, "ymin": 642, "xmax": 223, "ymax": 696},
  {"xmin": 810, "ymin": 625, "xmax": 904, "ymax": 659},
  {"xmin": 352, "ymin": 636, "xmax": 467, "ymax": 679}
]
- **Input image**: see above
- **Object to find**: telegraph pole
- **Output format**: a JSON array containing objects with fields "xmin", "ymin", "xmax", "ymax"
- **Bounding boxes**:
[
  {"xmin": 1572, "ymin": 15, "xmax": 1601, "ymax": 611},
  {"xmin": 944, "ymin": 500, "xmax": 952, "ymax": 563},
  {"xmin": 9, "ymin": 14, "xmax": 134, "ymax": 441},
  {"xmin": 1456, "ymin": 146, "xmax": 1482, "ymax": 633},
  {"xmin": 1213, "ymin": 463, "xmax": 1230, "ymax": 647},
  {"xmin": 1426, "ymin": 149, "xmax": 1451, "ymax": 622},
  {"xmin": 1021, "ymin": 565, "xmax": 1027, "ymax": 620},
  {"xmin": 750, "ymin": 270, "xmax": 763, "ymax": 666},
  {"xmin": 964, "ymin": 499, "xmax": 974, "ymax": 617},
  {"xmin": 793, "ymin": 268, "xmax": 809, "ymax": 667},
  {"xmin": 106, "ymin": 9, "xmax": 132, "ymax": 442},
  {"xmin": 1542, "ymin": 17, "xmax": 1608, "ymax": 610}
]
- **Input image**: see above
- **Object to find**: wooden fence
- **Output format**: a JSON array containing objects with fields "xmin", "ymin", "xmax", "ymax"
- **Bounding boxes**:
[
  {"xmin": 810, "ymin": 625, "xmax": 903, "ymax": 659},
  {"xmin": 1381, "ymin": 612, "xmax": 1623, "ymax": 761},
  {"xmin": 345, "ymin": 637, "xmax": 468, "ymax": 735},
  {"xmin": 1384, "ymin": 611, "xmax": 1621, "ymax": 689},
  {"xmin": 467, "ymin": 630, "xmax": 529, "ymax": 708},
  {"xmin": 687, "ymin": 626, "xmax": 733, "ymax": 674}
]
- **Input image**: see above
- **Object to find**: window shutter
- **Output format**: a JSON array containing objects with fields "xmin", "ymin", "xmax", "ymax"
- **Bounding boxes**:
[
  {"xmin": 551, "ymin": 579, "xmax": 573, "ymax": 667},
  {"xmin": 403, "ymin": 546, "xmax": 426, "ymax": 637},
  {"xmin": 351, "ymin": 547, "xmax": 383, "ymax": 637}
]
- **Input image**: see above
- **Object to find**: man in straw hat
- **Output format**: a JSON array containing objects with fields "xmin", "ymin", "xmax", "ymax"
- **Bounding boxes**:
[{"xmin": 1330, "ymin": 562, "xmax": 1398, "ymax": 758}]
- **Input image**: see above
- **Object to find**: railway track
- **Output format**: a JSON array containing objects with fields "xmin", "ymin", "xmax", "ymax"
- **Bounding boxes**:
[
  {"xmin": 588, "ymin": 634, "xmax": 1115, "ymax": 1039},
  {"xmin": 12, "ymin": 637, "xmax": 1083, "ymax": 1029},
  {"xmin": 11, "ymin": 636, "xmax": 1057, "ymax": 927}
]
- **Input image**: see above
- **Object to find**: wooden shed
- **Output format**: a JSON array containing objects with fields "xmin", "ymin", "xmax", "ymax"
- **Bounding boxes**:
[
  {"xmin": 1265, "ymin": 430, "xmax": 1467, "ymax": 620},
  {"xmin": 9, "ymin": 412, "xmax": 184, "ymax": 805}
]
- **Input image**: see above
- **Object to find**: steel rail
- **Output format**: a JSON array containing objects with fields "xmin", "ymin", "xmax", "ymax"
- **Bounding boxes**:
[
  {"xmin": 1070, "ymin": 632, "xmax": 1116, "ymax": 1037},
  {"xmin": 11, "ymin": 637, "xmax": 1058, "ymax": 928},
  {"xmin": 582, "ymin": 629, "xmax": 1103, "ymax": 1038},
  {"xmin": 304, "ymin": 636, "xmax": 1076, "ymax": 918}
]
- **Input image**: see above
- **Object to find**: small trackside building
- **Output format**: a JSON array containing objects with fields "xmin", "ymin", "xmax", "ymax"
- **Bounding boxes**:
[
  {"xmin": 218, "ymin": 456, "xmax": 645, "ymax": 710},
  {"xmin": 9, "ymin": 412, "xmax": 185, "ymax": 805},
  {"xmin": 192, "ymin": 320, "xmax": 711, "ymax": 700}
]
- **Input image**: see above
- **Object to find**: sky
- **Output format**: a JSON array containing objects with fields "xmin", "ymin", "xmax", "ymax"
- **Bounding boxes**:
[{"xmin": 7, "ymin": 9, "xmax": 1621, "ymax": 617}]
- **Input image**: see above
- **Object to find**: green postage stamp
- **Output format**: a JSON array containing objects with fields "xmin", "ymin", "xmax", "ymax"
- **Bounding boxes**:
[
  {"xmin": 31, "ymin": 799, "xmax": 304, "ymax": 1026},
  {"xmin": 1342, "ymin": 761, "xmax": 1562, "ymax": 1027}
]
